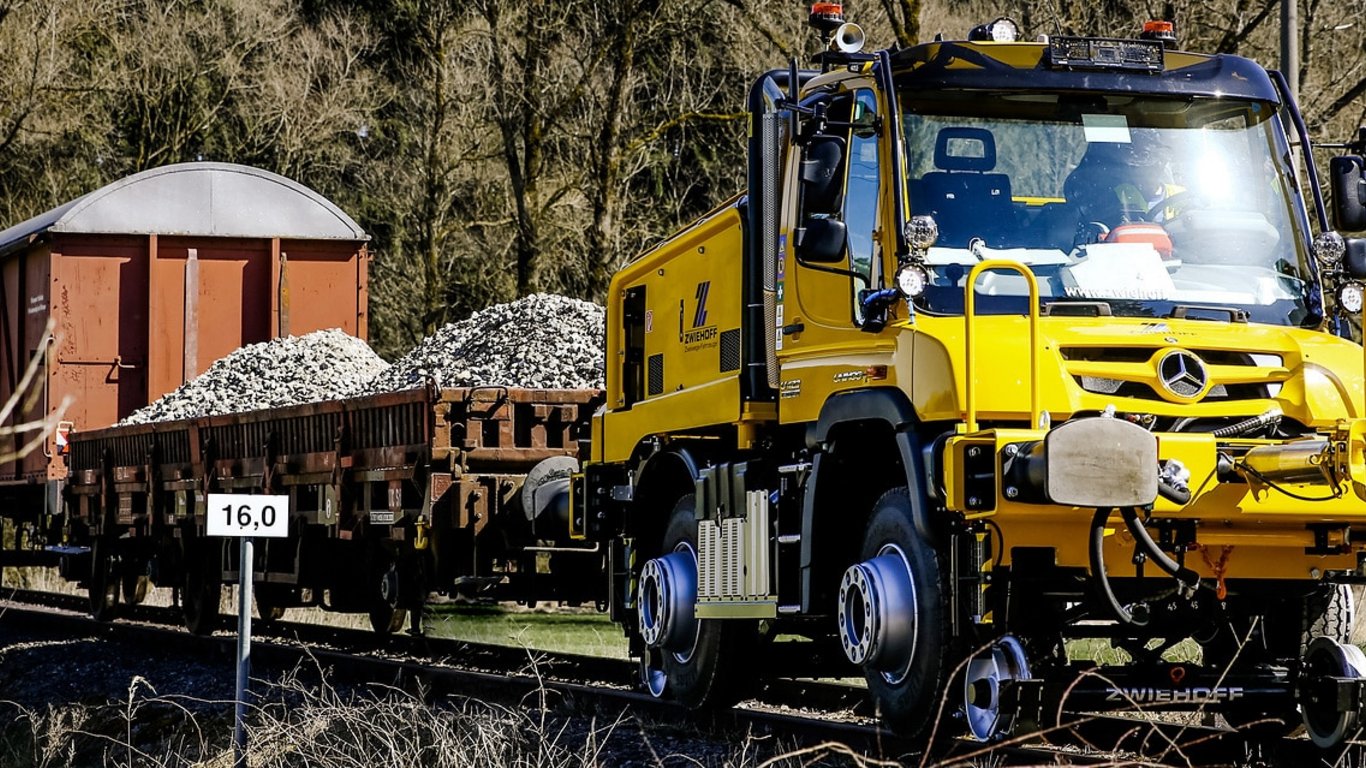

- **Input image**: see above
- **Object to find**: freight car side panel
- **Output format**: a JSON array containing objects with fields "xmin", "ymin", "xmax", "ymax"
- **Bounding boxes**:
[
  {"xmin": 0, "ymin": 233, "xmax": 369, "ymax": 486},
  {"xmin": 64, "ymin": 387, "xmax": 602, "ymax": 599},
  {"xmin": 0, "ymin": 245, "xmax": 36, "ymax": 474},
  {"xmin": 49, "ymin": 235, "xmax": 151, "ymax": 458},
  {"xmin": 149, "ymin": 237, "xmax": 272, "ymax": 395},
  {"xmin": 0, "ymin": 242, "xmax": 57, "ymax": 481},
  {"xmin": 274, "ymin": 240, "xmax": 368, "ymax": 342}
]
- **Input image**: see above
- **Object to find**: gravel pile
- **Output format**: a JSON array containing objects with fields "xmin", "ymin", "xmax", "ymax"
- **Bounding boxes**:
[
  {"xmin": 368, "ymin": 293, "xmax": 605, "ymax": 392},
  {"xmin": 121, "ymin": 329, "xmax": 389, "ymax": 424}
]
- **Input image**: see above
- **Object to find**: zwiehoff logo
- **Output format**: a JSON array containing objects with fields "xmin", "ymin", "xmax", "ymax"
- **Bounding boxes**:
[
  {"xmin": 1105, "ymin": 686, "xmax": 1244, "ymax": 704},
  {"xmin": 682, "ymin": 281, "xmax": 718, "ymax": 347}
]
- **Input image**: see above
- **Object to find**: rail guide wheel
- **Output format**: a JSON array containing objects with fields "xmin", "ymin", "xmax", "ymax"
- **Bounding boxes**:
[
  {"xmin": 964, "ymin": 635, "xmax": 1032, "ymax": 742},
  {"xmin": 1301, "ymin": 635, "xmax": 1366, "ymax": 748}
]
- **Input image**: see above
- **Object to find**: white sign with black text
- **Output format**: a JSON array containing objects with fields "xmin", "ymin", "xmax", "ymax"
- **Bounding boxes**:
[{"xmin": 207, "ymin": 494, "xmax": 290, "ymax": 538}]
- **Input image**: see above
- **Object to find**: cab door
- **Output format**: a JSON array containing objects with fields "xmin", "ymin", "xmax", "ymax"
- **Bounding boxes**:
[{"xmin": 777, "ymin": 81, "xmax": 898, "ymax": 424}]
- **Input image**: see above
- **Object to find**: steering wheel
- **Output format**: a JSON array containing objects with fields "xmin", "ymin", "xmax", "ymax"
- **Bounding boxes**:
[{"xmin": 1148, "ymin": 190, "xmax": 1207, "ymax": 222}]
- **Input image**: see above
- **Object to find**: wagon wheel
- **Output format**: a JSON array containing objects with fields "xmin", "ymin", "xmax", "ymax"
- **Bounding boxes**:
[
  {"xmin": 254, "ymin": 584, "xmax": 290, "ymax": 623},
  {"xmin": 369, "ymin": 556, "xmax": 408, "ymax": 636},
  {"xmin": 121, "ymin": 564, "xmax": 149, "ymax": 606},
  {"xmin": 88, "ymin": 537, "xmax": 120, "ymax": 622},
  {"xmin": 637, "ymin": 493, "xmax": 758, "ymax": 708},
  {"xmin": 1222, "ymin": 585, "xmax": 1354, "ymax": 736},
  {"xmin": 181, "ymin": 538, "xmax": 222, "ymax": 636}
]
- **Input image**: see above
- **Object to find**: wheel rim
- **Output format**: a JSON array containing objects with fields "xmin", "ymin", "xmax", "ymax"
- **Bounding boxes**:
[
  {"xmin": 370, "ymin": 558, "xmax": 405, "ymax": 635},
  {"xmin": 838, "ymin": 543, "xmax": 917, "ymax": 685},
  {"xmin": 1302, "ymin": 635, "xmax": 1366, "ymax": 747},
  {"xmin": 378, "ymin": 561, "xmax": 401, "ymax": 608},
  {"xmin": 964, "ymin": 635, "xmax": 1031, "ymax": 741},
  {"xmin": 638, "ymin": 542, "xmax": 700, "ymax": 663},
  {"xmin": 640, "ymin": 648, "xmax": 668, "ymax": 698}
]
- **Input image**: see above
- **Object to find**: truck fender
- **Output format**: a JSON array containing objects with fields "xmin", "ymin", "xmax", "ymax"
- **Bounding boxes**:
[
  {"xmin": 807, "ymin": 387, "xmax": 919, "ymax": 449},
  {"xmin": 799, "ymin": 389, "xmax": 933, "ymax": 611},
  {"xmin": 630, "ymin": 444, "xmax": 705, "ymax": 543}
]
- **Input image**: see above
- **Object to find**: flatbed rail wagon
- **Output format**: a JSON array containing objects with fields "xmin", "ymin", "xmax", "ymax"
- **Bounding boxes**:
[{"xmin": 56, "ymin": 385, "xmax": 603, "ymax": 635}]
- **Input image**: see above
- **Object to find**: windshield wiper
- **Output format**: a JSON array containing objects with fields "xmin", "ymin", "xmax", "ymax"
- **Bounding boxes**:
[
  {"xmin": 1042, "ymin": 300, "xmax": 1112, "ymax": 317},
  {"xmin": 1168, "ymin": 305, "xmax": 1249, "ymax": 323}
]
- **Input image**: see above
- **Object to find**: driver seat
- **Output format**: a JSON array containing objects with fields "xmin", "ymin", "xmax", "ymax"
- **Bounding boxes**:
[{"xmin": 1062, "ymin": 145, "xmax": 1151, "ymax": 229}]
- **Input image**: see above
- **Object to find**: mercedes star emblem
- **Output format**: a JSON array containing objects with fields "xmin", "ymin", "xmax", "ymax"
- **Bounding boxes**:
[{"xmin": 1156, "ymin": 350, "xmax": 1208, "ymax": 400}]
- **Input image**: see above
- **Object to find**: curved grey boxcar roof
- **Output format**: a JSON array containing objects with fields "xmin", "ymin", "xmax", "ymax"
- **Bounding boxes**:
[{"xmin": 0, "ymin": 162, "xmax": 367, "ymax": 258}]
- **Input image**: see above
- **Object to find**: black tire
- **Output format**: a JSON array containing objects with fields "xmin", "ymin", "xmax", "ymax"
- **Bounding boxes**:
[
  {"xmin": 859, "ymin": 487, "xmax": 956, "ymax": 740},
  {"xmin": 657, "ymin": 494, "xmax": 758, "ymax": 710},
  {"xmin": 89, "ymin": 538, "xmax": 120, "ymax": 622},
  {"xmin": 366, "ymin": 601, "xmax": 401, "ymax": 631},
  {"xmin": 1305, "ymin": 584, "xmax": 1354, "ymax": 653},
  {"xmin": 369, "ymin": 603, "xmax": 407, "ymax": 635},
  {"xmin": 1221, "ymin": 584, "xmax": 1353, "ymax": 737},
  {"xmin": 182, "ymin": 539, "xmax": 222, "ymax": 636}
]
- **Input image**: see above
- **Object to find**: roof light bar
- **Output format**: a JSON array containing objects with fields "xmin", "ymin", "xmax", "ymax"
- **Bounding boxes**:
[{"xmin": 1048, "ymin": 36, "xmax": 1164, "ymax": 73}]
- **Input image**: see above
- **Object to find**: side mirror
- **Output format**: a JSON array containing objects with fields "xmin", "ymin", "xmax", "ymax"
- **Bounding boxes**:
[
  {"xmin": 796, "ymin": 217, "xmax": 848, "ymax": 263},
  {"xmin": 1330, "ymin": 155, "xmax": 1366, "ymax": 231},
  {"xmin": 850, "ymin": 101, "xmax": 878, "ymax": 139},
  {"xmin": 800, "ymin": 136, "xmax": 845, "ymax": 215},
  {"xmin": 1348, "ymin": 237, "xmax": 1366, "ymax": 279}
]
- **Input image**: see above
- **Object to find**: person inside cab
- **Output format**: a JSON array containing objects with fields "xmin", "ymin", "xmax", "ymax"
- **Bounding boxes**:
[{"xmin": 1062, "ymin": 130, "xmax": 1179, "ymax": 250}]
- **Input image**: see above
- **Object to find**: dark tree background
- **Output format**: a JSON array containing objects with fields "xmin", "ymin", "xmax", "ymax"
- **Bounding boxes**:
[{"xmin": 0, "ymin": 0, "xmax": 1363, "ymax": 358}]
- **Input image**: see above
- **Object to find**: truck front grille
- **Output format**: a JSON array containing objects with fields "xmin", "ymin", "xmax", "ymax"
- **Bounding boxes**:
[
  {"xmin": 1061, "ymin": 347, "xmax": 1282, "ymax": 404},
  {"xmin": 1075, "ymin": 375, "xmax": 1271, "ymax": 401}
]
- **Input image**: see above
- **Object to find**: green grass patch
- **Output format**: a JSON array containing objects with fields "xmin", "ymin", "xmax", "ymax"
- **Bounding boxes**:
[
  {"xmin": 423, "ymin": 604, "xmax": 1211, "ymax": 669},
  {"xmin": 424, "ymin": 603, "xmax": 629, "ymax": 659},
  {"xmin": 1067, "ymin": 637, "xmax": 1202, "ymax": 665}
]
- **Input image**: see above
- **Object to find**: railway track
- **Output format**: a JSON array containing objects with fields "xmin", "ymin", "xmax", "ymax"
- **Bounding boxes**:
[{"xmin": 2, "ymin": 587, "xmax": 1362, "ymax": 766}]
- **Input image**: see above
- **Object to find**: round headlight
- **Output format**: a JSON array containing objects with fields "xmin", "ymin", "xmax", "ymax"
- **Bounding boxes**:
[
  {"xmin": 1339, "ymin": 281, "xmax": 1365, "ymax": 314},
  {"xmin": 904, "ymin": 215, "xmax": 939, "ymax": 252},
  {"xmin": 895, "ymin": 263, "xmax": 929, "ymax": 297},
  {"xmin": 969, "ymin": 17, "xmax": 1020, "ymax": 42},
  {"xmin": 1313, "ymin": 231, "xmax": 1347, "ymax": 268}
]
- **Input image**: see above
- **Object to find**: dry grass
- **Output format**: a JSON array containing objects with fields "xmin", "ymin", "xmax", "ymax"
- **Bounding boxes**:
[{"xmin": 0, "ymin": 655, "xmax": 883, "ymax": 768}]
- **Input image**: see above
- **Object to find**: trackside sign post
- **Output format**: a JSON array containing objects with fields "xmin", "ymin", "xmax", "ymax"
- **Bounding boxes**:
[{"xmin": 208, "ymin": 493, "xmax": 289, "ymax": 768}]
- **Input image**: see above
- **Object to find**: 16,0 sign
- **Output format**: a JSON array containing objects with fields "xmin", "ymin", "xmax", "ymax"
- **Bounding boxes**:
[{"xmin": 207, "ymin": 494, "xmax": 290, "ymax": 538}]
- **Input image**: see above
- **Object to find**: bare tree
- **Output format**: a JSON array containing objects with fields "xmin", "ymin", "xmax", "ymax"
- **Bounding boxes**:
[
  {"xmin": 0, "ymin": 1, "xmax": 115, "ymax": 219},
  {"xmin": 236, "ymin": 12, "xmax": 388, "ymax": 182}
]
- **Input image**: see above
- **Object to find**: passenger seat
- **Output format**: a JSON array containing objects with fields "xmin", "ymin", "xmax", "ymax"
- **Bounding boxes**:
[{"xmin": 912, "ymin": 127, "xmax": 1015, "ymax": 247}]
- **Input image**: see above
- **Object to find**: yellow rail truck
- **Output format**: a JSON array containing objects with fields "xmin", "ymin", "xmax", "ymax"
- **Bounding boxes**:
[{"xmin": 575, "ymin": 8, "xmax": 1366, "ymax": 746}]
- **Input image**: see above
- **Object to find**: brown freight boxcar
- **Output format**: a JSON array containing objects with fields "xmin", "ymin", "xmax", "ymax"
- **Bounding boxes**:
[
  {"xmin": 0, "ymin": 163, "xmax": 368, "ymax": 561},
  {"xmin": 60, "ymin": 386, "xmax": 603, "ymax": 635}
]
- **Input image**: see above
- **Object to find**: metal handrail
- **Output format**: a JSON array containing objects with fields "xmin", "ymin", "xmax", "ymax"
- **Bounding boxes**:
[{"xmin": 964, "ymin": 260, "xmax": 1041, "ymax": 432}]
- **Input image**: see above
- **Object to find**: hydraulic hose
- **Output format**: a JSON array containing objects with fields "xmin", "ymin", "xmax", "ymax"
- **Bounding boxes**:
[
  {"xmin": 1119, "ymin": 507, "xmax": 1201, "ymax": 593},
  {"xmin": 1089, "ymin": 507, "xmax": 1203, "ymax": 626},
  {"xmin": 1090, "ymin": 508, "xmax": 1143, "ymax": 625},
  {"xmin": 1157, "ymin": 479, "xmax": 1192, "ymax": 505},
  {"xmin": 1209, "ymin": 408, "xmax": 1282, "ymax": 439}
]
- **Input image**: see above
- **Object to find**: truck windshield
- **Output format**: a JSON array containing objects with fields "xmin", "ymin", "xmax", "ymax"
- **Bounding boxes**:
[{"xmin": 901, "ymin": 92, "xmax": 1316, "ymax": 326}]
